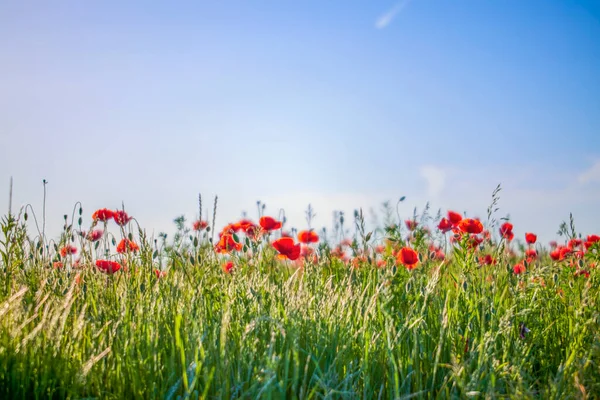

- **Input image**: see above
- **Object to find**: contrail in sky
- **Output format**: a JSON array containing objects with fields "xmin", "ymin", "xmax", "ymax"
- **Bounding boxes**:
[{"xmin": 375, "ymin": 0, "xmax": 413, "ymax": 29}]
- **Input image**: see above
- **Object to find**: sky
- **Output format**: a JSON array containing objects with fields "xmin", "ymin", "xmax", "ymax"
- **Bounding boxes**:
[{"xmin": 0, "ymin": 0, "xmax": 599, "ymax": 245}]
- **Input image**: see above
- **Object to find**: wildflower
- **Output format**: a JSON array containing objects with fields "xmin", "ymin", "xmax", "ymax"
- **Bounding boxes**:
[
  {"xmin": 567, "ymin": 238, "xmax": 583, "ymax": 250},
  {"xmin": 298, "ymin": 230, "xmax": 319, "ymax": 244},
  {"xmin": 192, "ymin": 220, "xmax": 208, "ymax": 231},
  {"xmin": 467, "ymin": 235, "xmax": 483, "ymax": 250},
  {"xmin": 447, "ymin": 211, "xmax": 463, "ymax": 226},
  {"xmin": 480, "ymin": 254, "xmax": 496, "ymax": 266},
  {"xmin": 53, "ymin": 261, "xmax": 64, "ymax": 269},
  {"xmin": 550, "ymin": 247, "xmax": 569, "ymax": 261},
  {"xmin": 525, "ymin": 248, "xmax": 537, "ymax": 260},
  {"xmin": 576, "ymin": 269, "xmax": 590, "ymax": 279},
  {"xmin": 374, "ymin": 245, "xmax": 385, "ymax": 254},
  {"xmin": 60, "ymin": 245, "xmax": 77, "ymax": 258},
  {"xmin": 433, "ymin": 249, "xmax": 445, "ymax": 260},
  {"xmin": 585, "ymin": 234, "xmax": 600, "ymax": 249},
  {"xmin": 113, "ymin": 210, "xmax": 132, "ymax": 226},
  {"xmin": 397, "ymin": 247, "xmax": 419, "ymax": 270},
  {"xmin": 519, "ymin": 323, "xmax": 530, "ymax": 339},
  {"xmin": 244, "ymin": 224, "xmax": 260, "ymax": 239},
  {"xmin": 233, "ymin": 219, "xmax": 255, "ymax": 233},
  {"xmin": 405, "ymin": 220, "xmax": 418, "ymax": 231},
  {"xmin": 116, "ymin": 238, "xmax": 140, "ymax": 253},
  {"xmin": 376, "ymin": 259, "xmax": 386, "ymax": 268},
  {"xmin": 154, "ymin": 269, "xmax": 167, "ymax": 278},
  {"xmin": 458, "ymin": 218, "xmax": 483, "ymax": 235},
  {"xmin": 437, "ymin": 218, "xmax": 453, "ymax": 233},
  {"xmin": 221, "ymin": 223, "xmax": 239, "ymax": 235},
  {"xmin": 525, "ymin": 232, "xmax": 537, "ymax": 244},
  {"xmin": 330, "ymin": 246, "xmax": 346, "ymax": 260},
  {"xmin": 351, "ymin": 256, "xmax": 367, "ymax": 269},
  {"xmin": 340, "ymin": 238, "xmax": 353, "ymax": 247},
  {"xmin": 215, "ymin": 234, "xmax": 242, "ymax": 254},
  {"xmin": 513, "ymin": 262, "xmax": 526, "ymax": 275},
  {"xmin": 500, "ymin": 222, "xmax": 514, "ymax": 241},
  {"xmin": 272, "ymin": 237, "xmax": 301, "ymax": 261},
  {"xmin": 84, "ymin": 229, "xmax": 103, "ymax": 242},
  {"xmin": 95, "ymin": 259, "xmax": 122, "ymax": 274},
  {"xmin": 222, "ymin": 261, "xmax": 234, "ymax": 274},
  {"xmin": 92, "ymin": 208, "xmax": 114, "ymax": 222},
  {"xmin": 549, "ymin": 241, "xmax": 558, "ymax": 249},
  {"xmin": 300, "ymin": 245, "xmax": 315, "ymax": 259},
  {"xmin": 560, "ymin": 247, "xmax": 571, "ymax": 259},
  {"xmin": 259, "ymin": 216, "xmax": 282, "ymax": 231}
]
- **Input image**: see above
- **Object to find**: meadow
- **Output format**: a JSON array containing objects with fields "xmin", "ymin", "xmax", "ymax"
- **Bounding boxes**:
[{"xmin": 0, "ymin": 192, "xmax": 598, "ymax": 399}]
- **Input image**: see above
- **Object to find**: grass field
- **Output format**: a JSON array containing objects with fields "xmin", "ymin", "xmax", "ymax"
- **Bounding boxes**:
[{"xmin": 0, "ymin": 195, "xmax": 598, "ymax": 399}]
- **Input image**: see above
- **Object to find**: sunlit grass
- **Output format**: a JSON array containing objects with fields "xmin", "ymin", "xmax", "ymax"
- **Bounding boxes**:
[{"xmin": 0, "ymin": 196, "xmax": 598, "ymax": 399}]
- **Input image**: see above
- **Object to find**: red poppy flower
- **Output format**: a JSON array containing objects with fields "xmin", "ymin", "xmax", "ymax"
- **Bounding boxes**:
[
  {"xmin": 584, "ymin": 234, "xmax": 600, "ymax": 249},
  {"xmin": 480, "ymin": 254, "xmax": 496, "ymax": 266},
  {"xmin": 116, "ymin": 238, "xmax": 140, "ymax": 253},
  {"xmin": 233, "ymin": 219, "xmax": 254, "ymax": 232},
  {"xmin": 113, "ymin": 210, "xmax": 132, "ymax": 226},
  {"xmin": 60, "ymin": 245, "xmax": 77, "ymax": 258},
  {"xmin": 272, "ymin": 237, "xmax": 301, "ymax": 260},
  {"xmin": 437, "ymin": 218, "xmax": 453, "ymax": 233},
  {"xmin": 447, "ymin": 211, "xmax": 463, "ymax": 226},
  {"xmin": 550, "ymin": 246, "xmax": 570, "ymax": 261},
  {"xmin": 513, "ymin": 262, "xmax": 526, "ymax": 275},
  {"xmin": 586, "ymin": 234, "xmax": 600, "ymax": 243},
  {"xmin": 298, "ymin": 230, "xmax": 319, "ymax": 244},
  {"xmin": 525, "ymin": 248, "xmax": 537, "ymax": 259},
  {"xmin": 467, "ymin": 235, "xmax": 483, "ymax": 249},
  {"xmin": 84, "ymin": 229, "xmax": 103, "ymax": 242},
  {"xmin": 330, "ymin": 246, "xmax": 346, "ymax": 259},
  {"xmin": 53, "ymin": 261, "xmax": 64, "ymax": 269},
  {"xmin": 549, "ymin": 241, "xmax": 558, "ymax": 248},
  {"xmin": 405, "ymin": 220, "xmax": 418, "ymax": 231},
  {"xmin": 259, "ymin": 216, "xmax": 282, "ymax": 231},
  {"xmin": 92, "ymin": 208, "xmax": 114, "ymax": 222},
  {"xmin": 244, "ymin": 224, "xmax": 260, "ymax": 239},
  {"xmin": 567, "ymin": 238, "xmax": 583, "ymax": 250},
  {"xmin": 340, "ymin": 238, "xmax": 353, "ymax": 247},
  {"xmin": 192, "ymin": 220, "xmax": 208, "ymax": 231},
  {"xmin": 458, "ymin": 218, "xmax": 483, "ymax": 235},
  {"xmin": 222, "ymin": 261, "xmax": 234, "ymax": 274},
  {"xmin": 499, "ymin": 222, "xmax": 513, "ymax": 240},
  {"xmin": 95, "ymin": 259, "xmax": 122, "ymax": 274},
  {"xmin": 220, "ymin": 223, "xmax": 239, "ymax": 235},
  {"xmin": 433, "ymin": 249, "xmax": 445, "ymax": 260},
  {"xmin": 560, "ymin": 247, "xmax": 572, "ymax": 259},
  {"xmin": 154, "ymin": 269, "xmax": 167, "ymax": 278},
  {"xmin": 576, "ymin": 270, "xmax": 590, "ymax": 279},
  {"xmin": 215, "ymin": 234, "xmax": 242, "ymax": 254},
  {"xmin": 397, "ymin": 247, "xmax": 419, "ymax": 270},
  {"xmin": 375, "ymin": 245, "xmax": 385, "ymax": 254},
  {"xmin": 525, "ymin": 233, "xmax": 537, "ymax": 245}
]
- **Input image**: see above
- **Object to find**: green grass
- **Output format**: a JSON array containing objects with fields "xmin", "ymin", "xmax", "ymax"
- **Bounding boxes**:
[{"xmin": 0, "ymin": 208, "xmax": 598, "ymax": 399}]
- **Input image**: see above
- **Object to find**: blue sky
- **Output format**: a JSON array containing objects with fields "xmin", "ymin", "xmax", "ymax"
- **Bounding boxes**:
[{"xmin": 1, "ymin": 0, "xmax": 599, "ymax": 244}]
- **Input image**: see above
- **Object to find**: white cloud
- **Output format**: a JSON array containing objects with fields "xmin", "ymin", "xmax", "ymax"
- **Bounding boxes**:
[
  {"xmin": 578, "ymin": 160, "xmax": 600, "ymax": 185},
  {"xmin": 375, "ymin": 0, "xmax": 413, "ymax": 29},
  {"xmin": 420, "ymin": 165, "xmax": 446, "ymax": 198}
]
